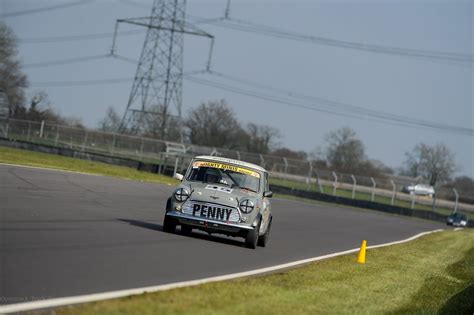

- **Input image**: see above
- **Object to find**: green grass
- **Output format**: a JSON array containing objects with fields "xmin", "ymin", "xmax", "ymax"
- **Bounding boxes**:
[
  {"xmin": 49, "ymin": 229, "xmax": 474, "ymax": 315},
  {"xmin": 0, "ymin": 146, "xmax": 178, "ymax": 185},
  {"xmin": 9, "ymin": 134, "xmax": 165, "ymax": 165}
]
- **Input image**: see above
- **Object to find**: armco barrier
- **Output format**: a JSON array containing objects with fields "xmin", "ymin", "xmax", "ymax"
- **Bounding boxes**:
[{"xmin": 270, "ymin": 184, "xmax": 474, "ymax": 228}]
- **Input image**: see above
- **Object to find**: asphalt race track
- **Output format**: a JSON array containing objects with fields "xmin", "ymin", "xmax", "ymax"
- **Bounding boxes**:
[{"xmin": 0, "ymin": 164, "xmax": 444, "ymax": 305}]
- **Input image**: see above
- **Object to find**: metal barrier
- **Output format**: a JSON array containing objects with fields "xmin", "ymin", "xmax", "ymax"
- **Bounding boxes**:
[{"xmin": 1, "ymin": 117, "xmax": 472, "ymax": 214}]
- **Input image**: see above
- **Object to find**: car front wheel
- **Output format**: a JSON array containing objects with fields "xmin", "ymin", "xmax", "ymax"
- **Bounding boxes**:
[
  {"xmin": 245, "ymin": 223, "xmax": 260, "ymax": 249},
  {"xmin": 257, "ymin": 217, "xmax": 272, "ymax": 247},
  {"xmin": 181, "ymin": 224, "xmax": 192, "ymax": 235},
  {"xmin": 163, "ymin": 215, "xmax": 177, "ymax": 233}
]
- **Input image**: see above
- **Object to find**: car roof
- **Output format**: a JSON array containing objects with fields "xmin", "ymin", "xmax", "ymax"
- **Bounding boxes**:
[{"xmin": 194, "ymin": 155, "xmax": 267, "ymax": 173}]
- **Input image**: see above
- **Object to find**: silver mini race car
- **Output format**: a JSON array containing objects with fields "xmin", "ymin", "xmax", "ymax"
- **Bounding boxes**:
[{"xmin": 163, "ymin": 156, "xmax": 273, "ymax": 249}]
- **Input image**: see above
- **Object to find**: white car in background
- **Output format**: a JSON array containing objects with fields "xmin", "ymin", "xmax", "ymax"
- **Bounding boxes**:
[{"xmin": 402, "ymin": 184, "xmax": 435, "ymax": 197}]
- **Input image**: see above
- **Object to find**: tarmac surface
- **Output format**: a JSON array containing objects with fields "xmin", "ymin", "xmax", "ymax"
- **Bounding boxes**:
[{"xmin": 0, "ymin": 164, "xmax": 444, "ymax": 304}]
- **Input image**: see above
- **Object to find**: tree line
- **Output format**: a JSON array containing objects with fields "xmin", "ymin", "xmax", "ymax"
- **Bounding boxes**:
[{"xmin": 100, "ymin": 100, "xmax": 461, "ymax": 188}]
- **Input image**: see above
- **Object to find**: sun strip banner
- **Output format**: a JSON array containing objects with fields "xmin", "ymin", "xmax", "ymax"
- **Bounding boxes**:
[{"xmin": 193, "ymin": 161, "xmax": 261, "ymax": 178}]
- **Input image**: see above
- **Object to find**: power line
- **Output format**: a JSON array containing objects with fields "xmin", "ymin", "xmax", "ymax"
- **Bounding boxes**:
[
  {"xmin": 197, "ymin": 17, "xmax": 473, "ymax": 65},
  {"xmin": 185, "ymin": 74, "xmax": 474, "ymax": 136},
  {"xmin": 15, "ymin": 7, "xmax": 471, "ymax": 66},
  {"xmin": 30, "ymin": 77, "xmax": 133, "ymax": 87},
  {"xmin": 23, "ymin": 54, "xmax": 110, "ymax": 69},
  {"xmin": 117, "ymin": 0, "xmax": 151, "ymax": 10},
  {"xmin": 29, "ymin": 70, "xmax": 205, "ymax": 87},
  {"xmin": 0, "ymin": 0, "xmax": 95, "ymax": 18},
  {"xmin": 18, "ymin": 30, "xmax": 145, "ymax": 44},
  {"xmin": 221, "ymin": 70, "xmax": 471, "ymax": 133},
  {"xmin": 22, "ymin": 53, "xmax": 140, "ymax": 69},
  {"xmin": 28, "ymin": 68, "xmax": 473, "ymax": 135}
]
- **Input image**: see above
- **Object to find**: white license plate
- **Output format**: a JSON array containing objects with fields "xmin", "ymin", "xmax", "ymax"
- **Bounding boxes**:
[{"xmin": 183, "ymin": 203, "xmax": 240, "ymax": 223}]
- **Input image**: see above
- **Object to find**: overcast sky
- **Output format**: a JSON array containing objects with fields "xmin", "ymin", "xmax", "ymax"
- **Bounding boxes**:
[{"xmin": 1, "ymin": 0, "xmax": 473, "ymax": 177}]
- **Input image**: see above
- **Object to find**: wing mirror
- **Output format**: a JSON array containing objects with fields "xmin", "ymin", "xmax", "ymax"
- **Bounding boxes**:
[
  {"xmin": 263, "ymin": 191, "xmax": 273, "ymax": 198},
  {"xmin": 174, "ymin": 173, "xmax": 184, "ymax": 181}
]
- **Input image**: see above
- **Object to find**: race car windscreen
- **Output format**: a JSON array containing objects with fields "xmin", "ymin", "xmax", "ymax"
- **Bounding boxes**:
[{"xmin": 187, "ymin": 161, "xmax": 261, "ymax": 193}]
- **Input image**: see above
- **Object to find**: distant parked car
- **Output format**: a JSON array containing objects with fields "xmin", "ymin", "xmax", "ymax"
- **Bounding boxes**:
[
  {"xmin": 446, "ymin": 213, "xmax": 468, "ymax": 227},
  {"xmin": 402, "ymin": 184, "xmax": 435, "ymax": 197}
]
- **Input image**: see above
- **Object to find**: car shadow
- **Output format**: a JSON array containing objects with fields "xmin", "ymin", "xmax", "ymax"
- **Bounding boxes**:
[
  {"xmin": 117, "ymin": 218, "xmax": 246, "ymax": 248},
  {"xmin": 182, "ymin": 229, "xmax": 246, "ymax": 248},
  {"xmin": 118, "ymin": 219, "xmax": 163, "ymax": 232}
]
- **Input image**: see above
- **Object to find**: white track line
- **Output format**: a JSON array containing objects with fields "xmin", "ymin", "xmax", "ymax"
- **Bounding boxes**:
[{"xmin": 0, "ymin": 229, "xmax": 443, "ymax": 314}]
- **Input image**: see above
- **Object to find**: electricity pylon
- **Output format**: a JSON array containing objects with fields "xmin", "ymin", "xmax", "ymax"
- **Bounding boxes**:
[{"xmin": 111, "ymin": 0, "xmax": 213, "ymax": 141}]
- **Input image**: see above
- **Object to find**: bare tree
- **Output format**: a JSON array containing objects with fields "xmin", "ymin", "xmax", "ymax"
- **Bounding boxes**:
[
  {"xmin": 324, "ymin": 127, "xmax": 366, "ymax": 173},
  {"xmin": 0, "ymin": 22, "xmax": 28, "ymax": 117},
  {"xmin": 244, "ymin": 123, "xmax": 280, "ymax": 154},
  {"xmin": 185, "ymin": 100, "xmax": 241, "ymax": 148},
  {"xmin": 139, "ymin": 104, "xmax": 181, "ymax": 141},
  {"xmin": 98, "ymin": 106, "xmax": 121, "ymax": 132},
  {"xmin": 13, "ymin": 91, "xmax": 75, "ymax": 125},
  {"xmin": 271, "ymin": 147, "xmax": 307, "ymax": 160},
  {"xmin": 402, "ymin": 143, "xmax": 456, "ymax": 186}
]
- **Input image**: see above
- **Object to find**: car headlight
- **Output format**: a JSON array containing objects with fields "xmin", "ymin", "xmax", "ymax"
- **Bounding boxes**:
[
  {"xmin": 174, "ymin": 188, "xmax": 190, "ymax": 202},
  {"xmin": 239, "ymin": 199, "xmax": 255, "ymax": 214}
]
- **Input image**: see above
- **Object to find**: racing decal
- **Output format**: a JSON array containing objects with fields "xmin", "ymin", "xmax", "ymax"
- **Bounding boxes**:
[
  {"xmin": 192, "ymin": 161, "xmax": 260, "ymax": 178},
  {"xmin": 182, "ymin": 202, "xmax": 240, "ymax": 223},
  {"xmin": 205, "ymin": 184, "xmax": 233, "ymax": 193}
]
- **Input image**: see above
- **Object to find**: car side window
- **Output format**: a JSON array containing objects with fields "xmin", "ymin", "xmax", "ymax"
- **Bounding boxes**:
[{"xmin": 264, "ymin": 173, "xmax": 269, "ymax": 192}]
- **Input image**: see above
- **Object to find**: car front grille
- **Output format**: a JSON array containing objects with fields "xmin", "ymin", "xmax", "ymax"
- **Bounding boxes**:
[{"xmin": 182, "ymin": 201, "xmax": 241, "ymax": 223}]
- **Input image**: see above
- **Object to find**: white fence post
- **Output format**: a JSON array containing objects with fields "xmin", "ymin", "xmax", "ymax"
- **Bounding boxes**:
[
  {"xmin": 370, "ymin": 177, "xmax": 376, "ymax": 202},
  {"xmin": 173, "ymin": 156, "xmax": 179, "ymax": 178},
  {"xmin": 27, "ymin": 121, "xmax": 31, "ymax": 141},
  {"xmin": 351, "ymin": 175, "xmax": 357, "ymax": 199},
  {"xmin": 111, "ymin": 133, "xmax": 116, "ymax": 156},
  {"xmin": 410, "ymin": 182, "xmax": 416, "ymax": 209},
  {"xmin": 453, "ymin": 188, "xmax": 459, "ymax": 213},
  {"xmin": 260, "ymin": 154, "xmax": 265, "ymax": 168},
  {"xmin": 39, "ymin": 120, "xmax": 44, "ymax": 138},
  {"xmin": 332, "ymin": 171, "xmax": 338, "ymax": 196},
  {"xmin": 55, "ymin": 125, "xmax": 59, "ymax": 146},
  {"xmin": 82, "ymin": 131, "xmax": 88, "ymax": 152},
  {"xmin": 315, "ymin": 171, "xmax": 323, "ymax": 193},
  {"xmin": 307, "ymin": 161, "xmax": 313, "ymax": 191},
  {"xmin": 236, "ymin": 151, "xmax": 241, "ymax": 160},
  {"xmin": 390, "ymin": 179, "xmax": 396, "ymax": 206},
  {"xmin": 139, "ymin": 138, "xmax": 144, "ymax": 160}
]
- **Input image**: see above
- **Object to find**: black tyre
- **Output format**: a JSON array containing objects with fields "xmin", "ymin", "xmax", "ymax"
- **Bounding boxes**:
[
  {"xmin": 257, "ymin": 217, "xmax": 272, "ymax": 247},
  {"xmin": 163, "ymin": 215, "xmax": 176, "ymax": 233},
  {"xmin": 245, "ymin": 222, "xmax": 260, "ymax": 249},
  {"xmin": 181, "ymin": 224, "xmax": 192, "ymax": 235}
]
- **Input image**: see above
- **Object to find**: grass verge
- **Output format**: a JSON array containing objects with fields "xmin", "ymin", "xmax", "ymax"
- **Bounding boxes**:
[
  {"xmin": 0, "ymin": 146, "xmax": 178, "ymax": 185},
  {"xmin": 49, "ymin": 229, "xmax": 474, "ymax": 315}
]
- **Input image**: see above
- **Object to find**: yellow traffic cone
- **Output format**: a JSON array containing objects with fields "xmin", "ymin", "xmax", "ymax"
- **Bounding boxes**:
[{"xmin": 357, "ymin": 240, "xmax": 367, "ymax": 264}]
